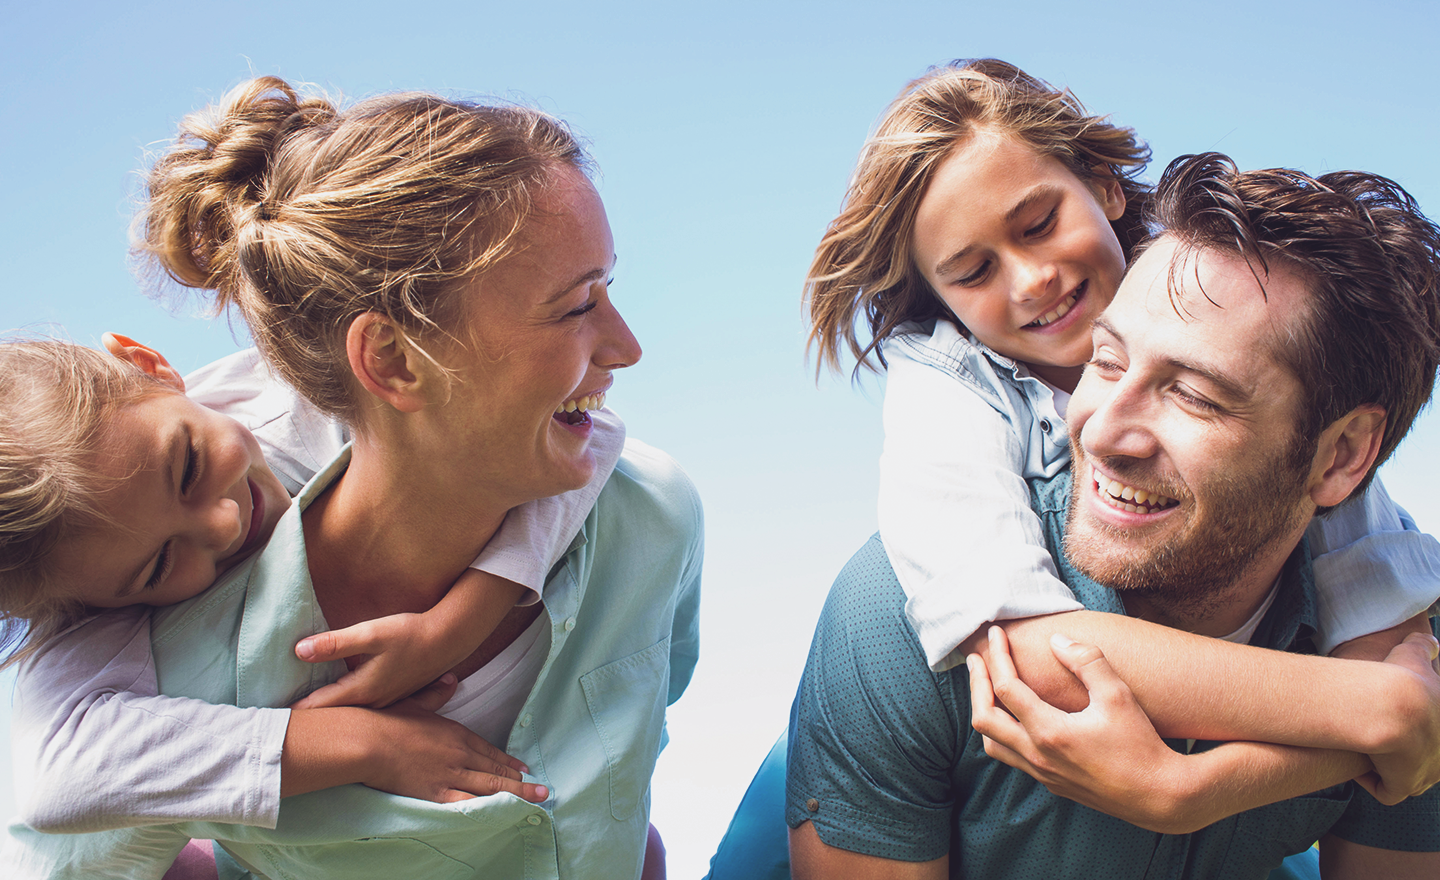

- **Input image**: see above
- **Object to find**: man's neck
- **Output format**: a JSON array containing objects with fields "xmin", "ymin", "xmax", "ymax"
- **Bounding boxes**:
[{"xmin": 1120, "ymin": 540, "xmax": 1297, "ymax": 638}]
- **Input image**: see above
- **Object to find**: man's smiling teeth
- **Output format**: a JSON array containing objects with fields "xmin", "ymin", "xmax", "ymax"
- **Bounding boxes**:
[
  {"xmin": 1027, "ymin": 289, "xmax": 1079, "ymax": 328},
  {"xmin": 1092, "ymin": 466, "xmax": 1178, "ymax": 514},
  {"xmin": 555, "ymin": 390, "xmax": 606, "ymax": 415}
]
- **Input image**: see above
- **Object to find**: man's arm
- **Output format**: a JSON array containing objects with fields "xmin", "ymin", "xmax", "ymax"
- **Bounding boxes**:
[
  {"xmin": 790, "ymin": 822, "xmax": 946, "ymax": 880},
  {"xmin": 1319, "ymin": 835, "xmax": 1440, "ymax": 878}
]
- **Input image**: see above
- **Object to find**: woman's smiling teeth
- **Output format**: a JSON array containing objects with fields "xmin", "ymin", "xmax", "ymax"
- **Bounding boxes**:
[
  {"xmin": 555, "ymin": 390, "xmax": 606, "ymax": 425},
  {"xmin": 1026, "ymin": 282, "xmax": 1086, "ymax": 328},
  {"xmin": 1092, "ymin": 466, "xmax": 1178, "ymax": 514}
]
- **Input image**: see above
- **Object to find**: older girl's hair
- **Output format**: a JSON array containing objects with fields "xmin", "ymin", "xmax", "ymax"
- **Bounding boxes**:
[
  {"xmin": 136, "ymin": 76, "xmax": 589, "ymax": 425},
  {"xmin": 806, "ymin": 58, "xmax": 1152, "ymax": 376},
  {"xmin": 0, "ymin": 339, "xmax": 168, "ymax": 666}
]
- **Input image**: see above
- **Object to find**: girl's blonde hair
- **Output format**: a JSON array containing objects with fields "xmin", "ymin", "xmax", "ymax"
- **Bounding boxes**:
[
  {"xmin": 0, "ymin": 339, "xmax": 168, "ymax": 666},
  {"xmin": 136, "ymin": 76, "xmax": 589, "ymax": 425},
  {"xmin": 806, "ymin": 58, "xmax": 1152, "ymax": 377}
]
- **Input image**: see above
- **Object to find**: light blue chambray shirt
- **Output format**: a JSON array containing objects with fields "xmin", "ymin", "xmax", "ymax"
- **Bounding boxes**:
[{"xmin": 5, "ymin": 441, "xmax": 702, "ymax": 880}]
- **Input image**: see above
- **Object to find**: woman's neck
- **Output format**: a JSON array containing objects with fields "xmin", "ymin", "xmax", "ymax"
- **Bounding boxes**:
[{"xmin": 301, "ymin": 433, "xmax": 510, "ymax": 630}]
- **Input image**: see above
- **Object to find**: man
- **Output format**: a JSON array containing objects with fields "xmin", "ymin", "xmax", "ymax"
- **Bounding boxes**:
[{"xmin": 786, "ymin": 154, "xmax": 1440, "ymax": 879}]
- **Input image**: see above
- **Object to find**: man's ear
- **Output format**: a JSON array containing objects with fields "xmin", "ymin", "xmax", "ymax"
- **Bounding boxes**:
[
  {"xmin": 345, "ymin": 313, "xmax": 431, "ymax": 414},
  {"xmin": 1308, "ymin": 405, "xmax": 1386, "ymax": 508},
  {"xmin": 102, "ymin": 333, "xmax": 186, "ymax": 392}
]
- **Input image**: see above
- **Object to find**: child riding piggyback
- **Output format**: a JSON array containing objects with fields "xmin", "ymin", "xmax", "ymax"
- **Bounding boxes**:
[
  {"xmin": 806, "ymin": 58, "xmax": 1440, "ymax": 676},
  {"xmin": 0, "ymin": 334, "xmax": 617, "ymax": 835}
]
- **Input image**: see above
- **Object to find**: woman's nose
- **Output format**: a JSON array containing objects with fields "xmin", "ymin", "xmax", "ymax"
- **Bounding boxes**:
[{"xmin": 597, "ymin": 299, "xmax": 642, "ymax": 369}]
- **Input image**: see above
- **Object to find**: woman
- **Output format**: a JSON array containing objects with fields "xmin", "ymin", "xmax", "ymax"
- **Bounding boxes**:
[{"xmin": 7, "ymin": 77, "xmax": 701, "ymax": 880}]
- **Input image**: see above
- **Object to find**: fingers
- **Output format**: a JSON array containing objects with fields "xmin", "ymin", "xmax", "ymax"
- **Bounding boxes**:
[
  {"xmin": 1048, "ymin": 634, "xmax": 1127, "ymax": 706},
  {"xmin": 440, "ymin": 776, "xmax": 550, "ymax": 804},
  {"xmin": 290, "ymin": 669, "xmax": 389, "ymax": 709},
  {"xmin": 967, "ymin": 653, "xmax": 1031, "ymax": 751},
  {"xmin": 406, "ymin": 674, "xmax": 460, "ymax": 712},
  {"xmin": 296, "ymin": 624, "xmax": 382, "ymax": 663},
  {"xmin": 985, "ymin": 627, "xmax": 1058, "ymax": 727}
]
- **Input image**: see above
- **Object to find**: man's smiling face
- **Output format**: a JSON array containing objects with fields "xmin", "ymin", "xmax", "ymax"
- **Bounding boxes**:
[{"xmin": 1064, "ymin": 235, "xmax": 1322, "ymax": 635}]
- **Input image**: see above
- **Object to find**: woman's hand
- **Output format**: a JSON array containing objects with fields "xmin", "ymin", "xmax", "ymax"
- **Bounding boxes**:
[
  {"xmin": 358, "ymin": 676, "xmax": 549, "ymax": 804},
  {"xmin": 968, "ymin": 626, "xmax": 1201, "ymax": 833}
]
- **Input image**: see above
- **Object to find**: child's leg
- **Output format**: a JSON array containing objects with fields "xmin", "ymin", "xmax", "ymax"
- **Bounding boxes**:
[
  {"xmin": 161, "ymin": 840, "xmax": 218, "ymax": 880},
  {"xmin": 642, "ymin": 824, "xmax": 666, "ymax": 880}
]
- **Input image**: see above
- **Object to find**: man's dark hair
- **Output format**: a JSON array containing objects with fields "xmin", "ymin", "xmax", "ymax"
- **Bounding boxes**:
[{"xmin": 1149, "ymin": 152, "xmax": 1440, "ymax": 500}]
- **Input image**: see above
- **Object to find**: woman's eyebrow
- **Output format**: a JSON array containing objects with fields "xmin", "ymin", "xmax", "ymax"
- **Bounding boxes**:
[{"xmin": 541, "ymin": 255, "xmax": 618, "ymax": 306}]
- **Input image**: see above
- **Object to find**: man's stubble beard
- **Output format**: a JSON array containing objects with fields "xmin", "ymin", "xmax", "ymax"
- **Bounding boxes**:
[{"xmin": 1064, "ymin": 439, "xmax": 1314, "ymax": 629}]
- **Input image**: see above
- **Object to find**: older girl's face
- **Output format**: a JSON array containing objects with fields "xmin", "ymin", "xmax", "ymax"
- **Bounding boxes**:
[
  {"xmin": 437, "ymin": 165, "xmax": 641, "ymax": 503},
  {"xmin": 911, "ymin": 130, "xmax": 1127, "ymax": 390}
]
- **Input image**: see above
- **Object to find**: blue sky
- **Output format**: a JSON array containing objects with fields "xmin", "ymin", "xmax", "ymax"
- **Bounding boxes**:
[{"xmin": 3, "ymin": 0, "xmax": 1439, "ymax": 874}]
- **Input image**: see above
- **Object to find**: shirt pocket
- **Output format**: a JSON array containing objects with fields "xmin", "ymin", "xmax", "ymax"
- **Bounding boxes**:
[{"xmin": 580, "ymin": 637, "xmax": 672, "ymax": 820}]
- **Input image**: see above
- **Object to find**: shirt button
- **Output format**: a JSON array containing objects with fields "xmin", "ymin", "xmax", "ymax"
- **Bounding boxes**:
[
  {"xmin": 1040, "ymin": 419, "xmax": 1052, "ymax": 432},
  {"xmin": 526, "ymin": 815, "xmax": 542, "ymax": 826},
  {"xmin": 806, "ymin": 798, "xmax": 819, "ymax": 812},
  {"xmin": 564, "ymin": 617, "xmax": 576, "ymax": 632},
  {"xmin": 520, "ymin": 713, "xmax": 533, "ymax": 728}
]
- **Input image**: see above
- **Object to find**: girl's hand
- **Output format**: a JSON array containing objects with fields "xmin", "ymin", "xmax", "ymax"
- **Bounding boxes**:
[
  {"xmin": 968, "ymin": 626, "xmax": 1200, "ymax": 832},
  {"xmin": 1351, "ymin": 629, "xmax": 1440, "ymax": 805},
  {"xmin": 291, "ymin": 612, "xmax": 449, "ymax": 709},
  {"xmin": 360, "ymin": 675, "xmax": 549, "ymax": 805}
]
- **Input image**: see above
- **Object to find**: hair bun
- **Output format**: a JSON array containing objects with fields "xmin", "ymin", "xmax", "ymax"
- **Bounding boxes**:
[{"xmin": 136, "ymin": 76, "xmax": 337, "ymax": 308}]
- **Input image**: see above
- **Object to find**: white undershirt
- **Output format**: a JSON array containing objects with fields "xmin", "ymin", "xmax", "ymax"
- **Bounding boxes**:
[{"xmin": 439, "ymin": 613, "xmax": 550, "ymax": 747}]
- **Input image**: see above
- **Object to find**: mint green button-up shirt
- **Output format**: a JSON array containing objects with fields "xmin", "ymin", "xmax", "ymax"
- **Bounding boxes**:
[{"xmin": 6, "ymin": 441, "xmax": 702, "ymax": 880}]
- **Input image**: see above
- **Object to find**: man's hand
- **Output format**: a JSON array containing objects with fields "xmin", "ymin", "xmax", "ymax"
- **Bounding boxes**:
[{"xmin": 968, "ymin": 626, "xmax": 1205, "ymax": 833}]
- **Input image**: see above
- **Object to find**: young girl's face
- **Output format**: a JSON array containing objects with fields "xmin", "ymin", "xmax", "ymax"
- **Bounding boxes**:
[
  {"xmin": 59, "ymin": 389, "xmax": 291, "ymax": 608},
  {"xmin": 910, "ymin": 130, "xmax": 1127, "ymax": 388}
]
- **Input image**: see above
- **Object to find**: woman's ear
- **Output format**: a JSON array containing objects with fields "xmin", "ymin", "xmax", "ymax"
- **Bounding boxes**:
[
  {"xmin": 345, "ymin": 313, "xmax": 430, "ymax": 414},
  {"xmin": 1308, "ymin": 405, "xmax": 1386, "ymax": 508},
  {"xmin": 102, "ymin": 333, "xmax": 186, "ymax": 391},
  {"xmin": 1089, "ymin": 169, "xmax": 1127, "ymax": 222}
]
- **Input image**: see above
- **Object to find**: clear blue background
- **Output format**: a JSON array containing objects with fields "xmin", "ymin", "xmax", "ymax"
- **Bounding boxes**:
[{"xmin": 3, "ymin": 1, "xmax": 1438, "ymax": 875}]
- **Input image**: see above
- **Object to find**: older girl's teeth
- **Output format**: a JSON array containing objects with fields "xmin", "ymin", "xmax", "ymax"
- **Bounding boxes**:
[{"xmin": 1030, "ymin": 293, "xmax": 1077, "ymax": 327}]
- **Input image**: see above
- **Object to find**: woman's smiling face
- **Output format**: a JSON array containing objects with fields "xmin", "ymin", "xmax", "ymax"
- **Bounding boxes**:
[
  {"xmin": 910, "ymin": 130, "xmax": 1128, "ymax": 389},
  {"xmin": 433, "ymin": 164, "xmax": 641, "ymax": 504}
]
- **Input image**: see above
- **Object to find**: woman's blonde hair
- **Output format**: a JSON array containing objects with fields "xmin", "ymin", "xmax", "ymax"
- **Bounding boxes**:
[
  {"xmin": 806, "ymin": 58, "xmax": 1152, "ymax": 377},
  {"xmin": 0, "ymin": 339, "xmax": 169, "ymax": 666},
  {"xmin": 136, "ymin": 76, "xmax": 589, "ymax": 424}
]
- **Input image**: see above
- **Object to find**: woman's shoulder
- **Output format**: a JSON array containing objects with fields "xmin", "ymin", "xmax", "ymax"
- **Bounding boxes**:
[{"xmin": 606, "ymin": 439, "xmax": 703, "ymax": 539}]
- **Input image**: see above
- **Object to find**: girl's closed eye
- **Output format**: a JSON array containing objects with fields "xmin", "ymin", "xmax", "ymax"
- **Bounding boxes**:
[
  {"xmin": 1024, "ymin": 207, "xmax": 1058, "ymax": 238},
  {"xmin": 146, "ymin": 542, "xmax": 174, "ymax": 590},
  {"xmin": 180, "ymin": 440, "xmax": 200, "ymax": 495}
]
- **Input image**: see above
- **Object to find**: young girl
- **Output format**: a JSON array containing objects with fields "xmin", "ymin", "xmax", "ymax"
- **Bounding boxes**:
[
  {"xmin": 1, "ymin": 333, "xmax": 620, "ymax": 835},
  {"xmin": 805, "ymin": 58, "xmax": 1440, "ymax": 808}
]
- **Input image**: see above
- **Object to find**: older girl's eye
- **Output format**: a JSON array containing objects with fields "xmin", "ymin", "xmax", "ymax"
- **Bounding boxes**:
[
  {"xmin": 1025, "ymin": 209, "xmax": 1058, "ymax": 238},
  {"xmin": 956, "ymin": 261, "xmax": 991, "ymax": 287},
  {"xmin": 566, "ymin": 301, "xmax": 598, "ymax": 318}
]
